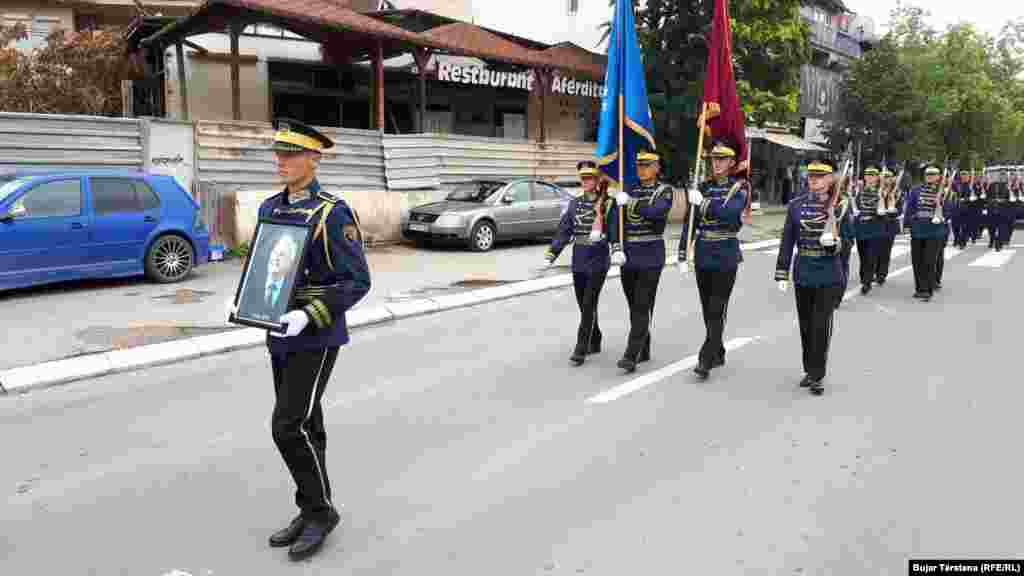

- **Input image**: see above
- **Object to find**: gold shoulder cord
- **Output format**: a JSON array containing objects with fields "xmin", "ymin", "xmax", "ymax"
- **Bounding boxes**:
[{"xmin": 306, "ymin": 201, "xmax": 333, "ymax": 271}]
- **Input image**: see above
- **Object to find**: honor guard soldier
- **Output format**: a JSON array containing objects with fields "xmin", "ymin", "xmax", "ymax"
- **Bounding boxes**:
[
  {"xmin": 835, "ymin": 181, "xmax": 857, "ymax": 306},
  {"xmin": 875, "ymin": 166, "xmax": 902, "ymax": 285},
  {"xmin": 678, "ymin": 140, "xmax": 747, "ymax": 380},
  {"xmin": 935, "ymin": 175, "xmax": 958, "ymax": 290},
  {"xmin": 545, "ymin": 160, "xmax": 612, "ymax": 366},
  {"xmin": 903, "ymin": 163, "xmax": 945, "ymax": 302},
  {"xmin": 1010, "ymin": 168, "xmax": 1023, "ymax": 245},
  {"xmin": 988, "ymin": 168, "xmax": 1012, "ymax": 251},
  {"xmin": 853, "ymin": 165, "xmax": 886, "ymax": 294},
  {"xmin": 964, "ymin": 170, "xmax": 983, "ymax": 244},
  {"xmin": 774, "ymin": 160, "xmax": 850, "ymax": 395},
  {"xmin": 253, "ymin": 119, "xmax": 371, "ymax": 560},
  {"xmin": 608, "ymin": 150, "xmax": 674, "ymax": 373},
  {"xmin": 952, "ymin": 171, "xmax": 973, "ymax": 249}
]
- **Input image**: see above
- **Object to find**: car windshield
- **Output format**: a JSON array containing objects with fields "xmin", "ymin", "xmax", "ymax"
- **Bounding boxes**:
[
  {"xmin": 0, "ymin": 178, "xmax": 29, "ymax": 203},
  {"xmin": 445, "ymin": 182, "xmax": 504, "ymax": 203}
]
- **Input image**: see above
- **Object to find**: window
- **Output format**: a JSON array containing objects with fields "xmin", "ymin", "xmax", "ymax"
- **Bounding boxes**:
[
  {"xmin": 12, "ymin": 179, "xmax": 82, "ymax": 219},
  {"xmin": 533, "ymin": 183, "xmax": 562, "ymax": 201},
  {"xmin": 503, "ymin": 182, "xmax": 531, "ymax": 203},
  {"xmin": 90, "ymin": 178, "xmax": 161, "ymax": 215},
  {"xmin": 567, "ymin": 0, "xmax": 579, "ymax": 16},
  {"xmin": 3, "ymin": 14, "xmax": 61, "ymax": 50},
  {"xmin": 137, "ymin": 181, "xmax": 161, "ymax": 211}
]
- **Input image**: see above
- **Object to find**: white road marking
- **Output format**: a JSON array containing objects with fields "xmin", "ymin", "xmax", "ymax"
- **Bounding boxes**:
[
  {"xmin": 968, "ymin": 249, "xmax": 1016, "ymax": 268},
  {"xmin": 585, "ymin": 337, "xmax": 759, "ymax": 405}
]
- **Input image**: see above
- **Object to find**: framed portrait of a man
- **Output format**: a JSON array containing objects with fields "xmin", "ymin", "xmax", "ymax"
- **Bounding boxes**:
[{"xmin": 229, "ymin": 218, "xmax": 313, "ymax": 333}]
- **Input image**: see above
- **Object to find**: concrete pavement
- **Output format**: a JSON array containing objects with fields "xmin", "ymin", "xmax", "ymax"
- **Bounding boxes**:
[
  {"xmin": 0, "ymin": 214, "xmax": 787, "ymax": 389},
  {"xmin": 2, "ymin": 236, "xmax": 1021, "ymax": 574}
]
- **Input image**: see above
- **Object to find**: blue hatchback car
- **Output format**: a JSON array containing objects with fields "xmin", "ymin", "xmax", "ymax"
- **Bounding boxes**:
[{"xmin": 0, "ymin": 171, "xmax": 210, "ymax": 291}]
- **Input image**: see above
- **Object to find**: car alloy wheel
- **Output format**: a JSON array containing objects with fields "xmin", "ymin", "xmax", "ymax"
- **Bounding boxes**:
[
  {"xmin": 471, "ymin": 221, "xmax": 495, "ymax": 252},
  {"xmin": 146, "ymin": 234, "xmax": 194, "ymax": 283}
]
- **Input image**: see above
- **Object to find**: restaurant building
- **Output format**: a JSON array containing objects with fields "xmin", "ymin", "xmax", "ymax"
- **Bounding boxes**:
[{"xmin": 128, "ymin": 1, "xmax": 607, "ymax": 143}]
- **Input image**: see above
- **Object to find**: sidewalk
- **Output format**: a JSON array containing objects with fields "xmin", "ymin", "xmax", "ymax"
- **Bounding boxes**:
[{"xmin": 0, "ymin": 212, "xmax": 785, "ymax": 377}]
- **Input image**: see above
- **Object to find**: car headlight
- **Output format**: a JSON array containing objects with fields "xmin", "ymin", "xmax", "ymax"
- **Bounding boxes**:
[{"xmin": 435, "ymin": 213, "xmax": 466, "ymax": 227}]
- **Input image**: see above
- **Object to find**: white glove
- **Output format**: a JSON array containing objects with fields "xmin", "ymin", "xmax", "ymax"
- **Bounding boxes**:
[
  {"xmin": 610, "ymin": 250, "xmax": 627, "ymax": 266},
  {"xmin": 778, "ymin": 280, "xmax": 788, "ymax": 293},
  {"xmin": 588, "ymin": 229, "xmax": 603, "ymax": 243},
  {"xmin": 615, "ymin": 191, "xmax": 631, "ymax": 206},
  {"xmin": 819, "ymin": 232, "xmax": 836, "ymax": 247},
  {"xmin": 688, "ymin": 187, "xmax": 704, "ymax": 205},
  {"xmin": 272, "ymin": 309, "xmax": 310, "ymax": 338},
  {"xmin": 982, "ymin": 209, "xmax": 988, "ymax": 216}
]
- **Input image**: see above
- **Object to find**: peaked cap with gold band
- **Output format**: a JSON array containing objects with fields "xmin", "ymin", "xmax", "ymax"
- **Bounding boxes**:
[
  {"xmin": 272, "ymin": 118, "xmax": 334, "ymax": 153},
  {"xmin": 863, "ymin": 166, "xmax": 879, "ymax": 176},
  {"xmin": 882, "ymin": 167, "xmax": 895, "ymax": 177},
  {"xmin": 577, "ymin": 160, "xmax": 599, "ymax": 177},
  {"xmin": 924, "ymin": 165, "xmax": 941, "ymax": 175},
  {"xmin": 705, "ymin": 142, "xmax": 737, "ymax": 158},
  {"xmin": 806, "ymin": 161, "xmax": 834, "ymax": 175},
  {"xmin": 637, "ymin": 151, "xmax": 660, "ymax": 164}
]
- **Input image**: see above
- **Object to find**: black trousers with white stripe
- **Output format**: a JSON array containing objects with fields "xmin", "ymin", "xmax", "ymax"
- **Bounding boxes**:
[
  {"xmin": 270, "ymin": 346, "xmax": 340, "ymax": 521},
  {"xmin": 795, "ymin": 286, "xmax": 841, "ymax": 381},
  {"xmin": 573, "ymin": 271, "xmax": 607, "ymax": 354},
  {"xmin": 620, "ymin": 267, "xmax": 662, "ymax": 361},
  {"xmin": 696, "ymin": 268, "xmax": 737, "ymax": 367}
]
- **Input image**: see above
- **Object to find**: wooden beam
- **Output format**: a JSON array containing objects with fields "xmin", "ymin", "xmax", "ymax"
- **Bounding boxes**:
[
  {"xmin": 374, "ymin": 40, "xmax": 385, "ymax": 132},
  {"xmin": 183, "ymin": 39, "xmax": 208, "ymax": 55},
  {"xmin": 534, "ymin": 68, "xmax": 552, "ymax": 143},
  {"xmin": 175, "ymin": 42, "xmax": 189, "ymax": 120},
  {"xmin": 411, "ymin": 47, "xmax": 432, "ymax": 133},
  {"xmin": 230, "ymin": 23, "xmax": 241, "ymax": 121}
]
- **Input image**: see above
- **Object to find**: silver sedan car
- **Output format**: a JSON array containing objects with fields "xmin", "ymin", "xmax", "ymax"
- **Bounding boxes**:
[{"xmin": 404, "ymin": 179, "xmax": 576, "ymax": 251}]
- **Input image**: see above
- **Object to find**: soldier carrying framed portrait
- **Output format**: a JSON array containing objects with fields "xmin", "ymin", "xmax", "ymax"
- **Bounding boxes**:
[{"xmin": 229, "ymin": 217, "xmax": 314, "ymax": 333}]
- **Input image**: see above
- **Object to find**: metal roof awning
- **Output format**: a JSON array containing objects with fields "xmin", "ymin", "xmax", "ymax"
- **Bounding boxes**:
[{"xmin": 749, "ymin": 129, "xmax": 829, "ymax": 153}]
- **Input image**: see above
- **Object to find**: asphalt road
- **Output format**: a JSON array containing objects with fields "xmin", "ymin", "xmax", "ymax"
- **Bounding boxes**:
[{"xmin": 3, "ymin": 237, "xmax": 1022, "ymax": 575}]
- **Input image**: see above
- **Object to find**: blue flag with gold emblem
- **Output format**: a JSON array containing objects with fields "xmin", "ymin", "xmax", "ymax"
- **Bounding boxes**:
[{"xmin": 595, "ymin": 0, "xmax": 655, "ymax": 190}]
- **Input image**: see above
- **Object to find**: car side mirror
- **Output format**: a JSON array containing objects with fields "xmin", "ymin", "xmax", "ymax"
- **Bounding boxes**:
[{"xmin": 501, "ymin": 195, "xmax": 515, "ymax": 204}]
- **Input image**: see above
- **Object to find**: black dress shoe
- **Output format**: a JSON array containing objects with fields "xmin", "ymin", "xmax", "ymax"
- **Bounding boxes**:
[
  {"xmin": 269, "ymin": 515, "xmax": 306, "ymax": 548},
  {"xmin": 860, "ymin": 284, "xmax": 871, "ymax": 295},
  {"xmin": 799, "ymin": 375, "xmax": 814, "ymax": 388},
  {"xmin": 934, "ymin": 282, "xmax": 942, "ymax": 291},
  {"xmin": 876, "ymin": 277, "xmax": 886, "ymax": 286},
  {"xmin": 912, "ymin": 292, "xmax": 924, "ymax": 299},
  {"xmin": 617, "ymin": 357, "xmax": 637, "ymax": 373},
  {"xmin": 693, "ymin": 364, "xmax": 710, "ymax": 381},
  {"xmin": 921, "ymin": 293, "xmax": 932, "ymax": 302},
  {"xmin": 808, "ymin": 379, "xmax": 824, "ymax": 396},
  {"xmin": 711, "ymin": 356, "xmax": 725, "ymax": 368},
  {"xmin": 570, "ymin": 345, "xmax": 586, "ymax": 366},
  {"xmin": 288, "ymin": 508, "xmax": 341, "ymax": 561}
]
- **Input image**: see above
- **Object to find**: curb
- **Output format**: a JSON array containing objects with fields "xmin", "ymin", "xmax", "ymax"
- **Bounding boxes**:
[{"xmin": 0, "ymin": 238, "xmax": 781, "ymax": 395}]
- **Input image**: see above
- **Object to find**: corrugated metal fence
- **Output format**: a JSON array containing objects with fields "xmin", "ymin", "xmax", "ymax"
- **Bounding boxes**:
[
  {"xmin": 383, "ymin": 133, "xmax": 594, "ymax": 190},
  {"xmin": 0, "ymin": 112, "xmax": 143, "ymax": 173}
]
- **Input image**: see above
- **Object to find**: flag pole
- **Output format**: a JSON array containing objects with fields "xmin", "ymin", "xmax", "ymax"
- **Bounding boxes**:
[
  {"xmin": 616, "ymin": 0, "xmax": 625, "ymax": 260},
  {"xmin": 618, "ymin": 94, "xmax": 625, "ymax": 254},
  {"xmin": 686, "ymin": 101, "xmax": 709, "ymax": 272}
]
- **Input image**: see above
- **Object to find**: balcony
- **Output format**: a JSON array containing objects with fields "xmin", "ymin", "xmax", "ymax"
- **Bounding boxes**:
[{"xmin": 803, "ymin": 18, "xmax": 865, "ymax": 59}]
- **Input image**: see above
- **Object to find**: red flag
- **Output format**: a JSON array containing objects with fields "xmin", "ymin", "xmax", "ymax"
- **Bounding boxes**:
[{"xmin": 700, "ymin": 0, "xmax": 750, "ymax": 221}]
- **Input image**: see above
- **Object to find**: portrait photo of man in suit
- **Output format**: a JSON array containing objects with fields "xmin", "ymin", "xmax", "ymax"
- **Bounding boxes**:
[{"xmin": 236, "ymin": 226, "xmax": 304, "ymax": 325}]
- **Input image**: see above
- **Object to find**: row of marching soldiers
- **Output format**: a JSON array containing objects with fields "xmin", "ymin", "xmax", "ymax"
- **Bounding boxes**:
[{"xmin": 544, "ymin": 144, "xmax": 1022, "ymax": 399}]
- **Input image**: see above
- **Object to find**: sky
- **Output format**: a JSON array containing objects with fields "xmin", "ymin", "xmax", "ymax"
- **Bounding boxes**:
[{"xmin": 847, "ymin": 0, "xmax": 1024, "ymax": 37}]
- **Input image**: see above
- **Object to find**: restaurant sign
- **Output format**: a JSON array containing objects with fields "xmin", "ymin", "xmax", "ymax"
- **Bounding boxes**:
[{"xmin": 436, "ymin": 62, "xmax": 606, "ymax": 99}]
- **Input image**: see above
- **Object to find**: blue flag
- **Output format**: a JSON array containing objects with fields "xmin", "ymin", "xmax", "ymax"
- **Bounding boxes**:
[{"xmin": 595, "ymin": 0, "xmax": 655, "ymax": 190}]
